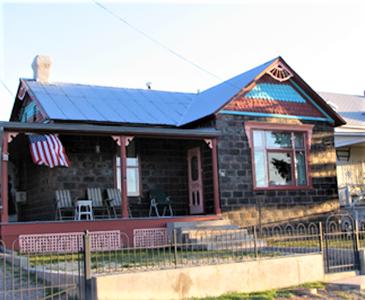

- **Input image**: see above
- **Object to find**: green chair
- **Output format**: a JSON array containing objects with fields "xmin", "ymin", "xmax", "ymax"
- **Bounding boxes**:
[{"xmin": 148, "ymin": 190, "xmax": 173, "ymax": 217}]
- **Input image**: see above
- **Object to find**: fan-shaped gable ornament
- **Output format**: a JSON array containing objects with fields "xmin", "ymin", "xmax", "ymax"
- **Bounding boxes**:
[{"xmin": 267, "ymin": 63, "xmax": 293, "ymax": 82}]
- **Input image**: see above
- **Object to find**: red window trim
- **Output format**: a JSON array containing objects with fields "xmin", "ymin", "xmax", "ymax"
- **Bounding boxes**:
[{"xmin": 244, "ymin": 121, "xmax": 314, "ymax": 191}]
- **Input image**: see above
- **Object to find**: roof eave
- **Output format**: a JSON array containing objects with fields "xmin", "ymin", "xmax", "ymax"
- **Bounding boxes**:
[{"xmin": 0, "ymin": 121, "xmax": 220, "ymax": 139}]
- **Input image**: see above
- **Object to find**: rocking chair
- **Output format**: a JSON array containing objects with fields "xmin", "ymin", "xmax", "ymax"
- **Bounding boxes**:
[{"xmin": 55, "ymin": 189, "xmax": 75, "ymax": 220}]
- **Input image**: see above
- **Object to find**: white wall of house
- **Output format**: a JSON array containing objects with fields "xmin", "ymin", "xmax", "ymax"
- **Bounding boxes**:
[{"xmin": 344, "ymin": 146, "xmax": 365, "ymax": 162}]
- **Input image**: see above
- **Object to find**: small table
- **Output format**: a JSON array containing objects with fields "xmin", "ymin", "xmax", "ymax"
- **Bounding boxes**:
[{"xmin": 74, "ymin": 200, "xmax": 94, "ymax": 221}]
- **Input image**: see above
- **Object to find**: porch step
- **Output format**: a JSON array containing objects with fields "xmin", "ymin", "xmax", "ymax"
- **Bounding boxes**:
[
  {"xmin": 167, "ymin": 219, "xmax": 264, "ymax": 250},
  {"xmin": 167, "ymin": 219, "xmax": 239, "ymax": 242},
  {"xmin": 181, "ymin": 228, "xmax": 249, "ymax": 241},
  {"xmin": 168, "ymin": 219, "xmax": 233, "ymax": 231},
  {"xmin": 182, "ymin": 229, "xmax": 265, "ymax": 250}
]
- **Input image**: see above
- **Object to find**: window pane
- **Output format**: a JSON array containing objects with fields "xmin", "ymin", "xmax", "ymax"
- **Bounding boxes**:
[
  {"xmin": 190, "ymin": 156, "xmax": 199, "ymax": 181},
  {"xmin": 116, "ymin": 157, "xmax": 122, "ymax": 191},
  {"xmin": 268, "ymin": 152, "xmax": 292, "ymax": 185},
  {"xmin": 296, "ymin": 151, "xmax": 307, "ymax": 185},
  {"xmin": 253, "ymin": 130, "xmax": 264, "ymax": 148},
  {"xmin": 127, "ymin": 168, "xmax": 139, "ymax": 195},
  {"xmin": 116, "ymin": 156, "xmax": 121, "ymax": 167},
  {"xmin": 266, "ymin": 132, "xmax": 291, "ymax": 149},
  {"xmin": 295, "ymin": 133, "xmax": 305, "ymax": 149},
  {"xmin": 254, "ymin": 150, "xmax": 266, "ymax": 187},
  {"xmin": 127, "ymin": 157, "xmax": 138, "ymax": 167}
]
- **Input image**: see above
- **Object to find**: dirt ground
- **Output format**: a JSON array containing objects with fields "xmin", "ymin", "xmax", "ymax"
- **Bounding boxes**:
[
  {"xmin": 275, "ymin": 287, "xmax": 365, "ymax": 300},
  {"xmin": 195, "ymin": 283, "xmax": 365, "ymax": 300}
]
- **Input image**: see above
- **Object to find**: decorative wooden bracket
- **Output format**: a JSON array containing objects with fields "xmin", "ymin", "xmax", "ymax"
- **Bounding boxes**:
[
  {"xmin": 7, "ymin": 132, "xmax": 19, "ymax": 144},
  {"xmin": 204, "ymin": 139, "xmax": 213, "ymax": 149},
  {"xmin": 125, "ymin": 136, "xmax": 134, "ymax": 147},
  {"xmin": 112, "ymin": 136, "xmax": 121, "ymax": 146},
  {"xmin": 112, "ymin": 135, "xmax": 135, "ymax": 146},
  {"xmin": 18, "ymin": 80, "xmax": 27, "ymax": 100},
  {"xmin": 266, "ymin": 62, "xmax": 293, "ymax": 82}
]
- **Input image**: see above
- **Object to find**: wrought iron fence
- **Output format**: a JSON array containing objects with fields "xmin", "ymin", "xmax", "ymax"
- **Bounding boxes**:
[
  {"xmin": 87, "ymin": 223, "xmax": 322, "ymax": 275},
  {"xmin": 0, "ymin": 236, "xmax": 84, "ymax": 300},
  {"xmin": 323, "ymin": 213, "xmax": 361, "ymax": 273},
  {"xmin": 2, "ymin": 216, "xmax": 364, "ymax": 299}
]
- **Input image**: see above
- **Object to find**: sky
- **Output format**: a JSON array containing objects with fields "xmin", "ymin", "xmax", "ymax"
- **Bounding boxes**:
[{"xmin": 0, "ymin": 0, "xmax": 365, "ymax": 121}]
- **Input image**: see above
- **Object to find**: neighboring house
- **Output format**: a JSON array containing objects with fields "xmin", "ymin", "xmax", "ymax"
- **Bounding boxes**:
[
  {"xmin": 319, "ymin": 92, "xmax": 365, "ymax": 204},
  {"xmin": 0, "ymin": 55, "xmax": 345, "ymax": 244}
]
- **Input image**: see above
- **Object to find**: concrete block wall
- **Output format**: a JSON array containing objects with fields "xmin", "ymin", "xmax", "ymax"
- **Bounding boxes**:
[{"xmin": 216, "ymin": 114, "xmax": 339, "ymax": 226}]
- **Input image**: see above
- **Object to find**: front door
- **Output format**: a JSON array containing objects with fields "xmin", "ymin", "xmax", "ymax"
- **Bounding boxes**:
[{"xmin": 188, "ymin": 147, "xmax": 204, "ymax": 214}]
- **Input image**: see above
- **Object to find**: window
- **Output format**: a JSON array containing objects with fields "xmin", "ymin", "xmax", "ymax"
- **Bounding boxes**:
[
  {"xmin": 245, "ymin": 122, "xmax": 313, "ymax": 189},
  {"xmin": 115, "ymin": 143, "xmax": 141, "ymax": 196}
]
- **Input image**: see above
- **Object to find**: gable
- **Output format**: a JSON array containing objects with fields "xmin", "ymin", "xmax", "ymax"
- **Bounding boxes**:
[
  {"xmin": 16, "ymin": 94, "xmax": 45, "ymax": 123},
  {"xmin": 220, "ymin": 59, "xmax": 342, "ymax": 124},
  {"xmin": 223, "ymin": 74, "xmax": 326, "ymax": 121}
]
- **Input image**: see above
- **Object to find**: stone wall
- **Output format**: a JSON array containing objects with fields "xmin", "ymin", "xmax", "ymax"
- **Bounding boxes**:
[
  {"xmin": 215, "ymin": 114, "xmax": 339, "ymax": 226},
  {"xmin": 11, "ymin": 135, "xmax": 213, "ymax": 221},
  {"xmin": 135, "ymin": 138, "xmax": 213, "ymax": 216},
  {"xmin": 17, "ymin": 135, "xmax": 115, "ymax": 221}
]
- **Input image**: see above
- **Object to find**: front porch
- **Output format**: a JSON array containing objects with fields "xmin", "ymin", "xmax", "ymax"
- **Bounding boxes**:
[{"xmin": 0, "ymin": 122, "xmax": 222, "ymax": 244}]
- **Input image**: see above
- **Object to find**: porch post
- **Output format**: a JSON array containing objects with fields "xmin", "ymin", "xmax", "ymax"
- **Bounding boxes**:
[
  {"xmin": 119, "ymin": 136, "xmax": 129, "ymax": 219},
  {"xmin": 211, "ymin": 138, "xmax": 221, "ymax": 215},
  {"xmin": 1, "ymin": 131, "xmax": 9, "ymax": 223}
]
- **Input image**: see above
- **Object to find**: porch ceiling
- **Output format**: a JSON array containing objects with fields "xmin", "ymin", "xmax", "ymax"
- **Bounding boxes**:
[{"xmin": 0, "ymin": 121, "xmax": 220, "ymax": 139}]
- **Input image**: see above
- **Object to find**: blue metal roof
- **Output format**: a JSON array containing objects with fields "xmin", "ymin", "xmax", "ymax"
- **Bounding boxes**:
[
  {"xmin": 179, "ymin": 57, "xmax": 278, "ymax": 125},
  {"xmin": 23, "ymin": 58, "xmax": 278, "ymax": 127}
]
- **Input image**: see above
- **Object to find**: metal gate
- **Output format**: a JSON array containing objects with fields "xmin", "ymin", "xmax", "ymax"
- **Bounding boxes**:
[
  {"xmin": 323, "ymin": 213, "xmax": 360, "ymax": 273},
  {"xmin": 1, "ymin": 235, "xmax": 84, "ymax": 300}
]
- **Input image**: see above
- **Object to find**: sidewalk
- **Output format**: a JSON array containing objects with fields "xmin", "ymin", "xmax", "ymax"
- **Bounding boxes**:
[{"xmin": 327, "ymin": 275, "xmax": 365, "ymax": 291}]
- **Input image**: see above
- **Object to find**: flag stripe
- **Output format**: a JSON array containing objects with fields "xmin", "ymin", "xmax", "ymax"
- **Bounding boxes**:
[
  {"xmin": 28, "ymin": 134, "xmax": 70, "ymax": 168},
  {"xmin": 46, "ymin": 135, "xmax": 58, "ymax": 166}
]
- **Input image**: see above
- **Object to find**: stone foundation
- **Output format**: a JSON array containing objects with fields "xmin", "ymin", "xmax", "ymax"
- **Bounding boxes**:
[{"xmin": 222, "ymin": 199, "xmax": 338, "ymax": 227}]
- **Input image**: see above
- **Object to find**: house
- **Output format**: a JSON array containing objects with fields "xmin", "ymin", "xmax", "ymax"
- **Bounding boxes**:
[
  {"xmin": 319, "ymin": 92, "xmax": 365, "ymax": 204},
  {"xmin": 0, "ymin": 55, "xmax": 345, "ymax": 245}
]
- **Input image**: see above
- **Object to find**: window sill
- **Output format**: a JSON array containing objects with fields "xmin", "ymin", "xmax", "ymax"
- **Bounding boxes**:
[{"xmin": 253, "ymin": 185, "xmax": 314, "ymax": 191}]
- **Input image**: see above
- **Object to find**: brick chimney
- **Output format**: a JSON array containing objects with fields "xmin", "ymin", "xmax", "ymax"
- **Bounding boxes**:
[{"xmin": 31, "ymin": 55, "xmax": 52, "ymax": 83}]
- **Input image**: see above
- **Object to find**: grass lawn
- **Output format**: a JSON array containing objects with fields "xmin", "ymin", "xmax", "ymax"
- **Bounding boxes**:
[
  {"xmin": 190, "ymin": 282, "xmax": 328, "ymax": 300},
  {"xmin": 190, "ymin": 282, "xmax": 365, "ymax": 300}
]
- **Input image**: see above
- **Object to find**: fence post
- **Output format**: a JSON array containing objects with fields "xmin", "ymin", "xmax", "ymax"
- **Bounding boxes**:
[
  {"xmin": 319, "ymin": 222, "xmax": 324, "ymax": 253},
  {"xmin": 354, "ymin": 219, "xmax": 360, "ymax": 252},
  {"xmin": 83, "ymin": 230, "xmax": 93, "ymax": 299},
  {"xmin": 253, "ymin": 226, "xmax": 258, "ymax": 258},
  {"xmin": 173, "ymin": 229, "xmax": 178, "ymax": 267}
]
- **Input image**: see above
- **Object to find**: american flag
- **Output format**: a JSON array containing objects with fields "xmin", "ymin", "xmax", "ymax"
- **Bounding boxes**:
[{"xmin": 29, "ymin": 134, "xmax": 70, "ymax": 168}]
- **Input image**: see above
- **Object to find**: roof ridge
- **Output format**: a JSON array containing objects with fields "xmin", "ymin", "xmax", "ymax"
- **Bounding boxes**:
[
  {"xmin": 178, "ymin": 57, "xmax": 279, "ymax": 126},
  {"xmin": 24, "ymin": 79, "xmax": 197, "ymax": 96}
]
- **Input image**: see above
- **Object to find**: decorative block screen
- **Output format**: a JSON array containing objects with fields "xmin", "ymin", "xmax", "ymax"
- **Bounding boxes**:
[
  {"xmin": 133, "ymin": 228, "xmax": 168, "ymax": 248},
  {"xmin": 19, "ymin": 230, "xmax": 121, "ymax": 254}
]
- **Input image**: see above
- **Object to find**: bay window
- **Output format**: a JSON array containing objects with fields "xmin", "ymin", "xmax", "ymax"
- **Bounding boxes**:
[{"xmin": 245, "ymin": 122, "xmax": 313, "ymax": 189}]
